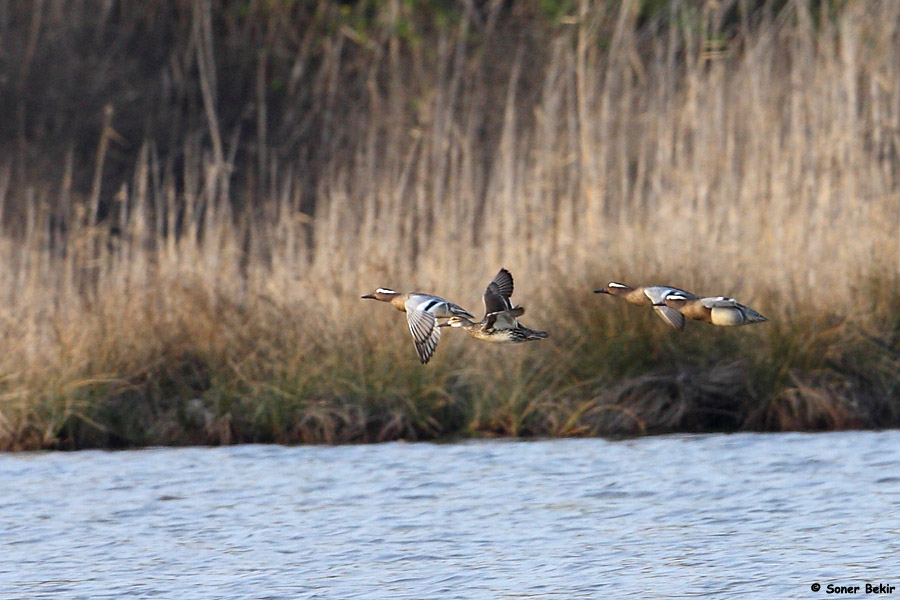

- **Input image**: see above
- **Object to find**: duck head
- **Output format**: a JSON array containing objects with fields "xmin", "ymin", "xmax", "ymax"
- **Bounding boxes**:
[
  {"xmin": 593, "ymin": 282, "xmax": 632, "ymax": 296},
  {"xmin": 361, "ymin": 288, "xmax": 400, "ymax": 302},
  {"xmin": 438, "ymin": 316, "xmax": 475, "ymax": 328},
  {"xmin": 662, "ymin": 292, "xmax": 692, "ymax": 309}
]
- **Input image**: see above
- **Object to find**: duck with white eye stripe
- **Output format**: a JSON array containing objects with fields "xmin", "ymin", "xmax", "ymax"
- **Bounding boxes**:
[
  {"xmin": 361, "ymin": 287, "xmax": 475, "ymax": 364},
  {"xmin": 594, "ymin": 282, "xmax": 699, "ymax": 331}
]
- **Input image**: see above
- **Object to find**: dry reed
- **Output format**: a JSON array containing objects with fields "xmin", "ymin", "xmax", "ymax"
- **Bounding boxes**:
[{"xmin": 1, "ymin": 1, "xmax": 900, "ymax": 449}]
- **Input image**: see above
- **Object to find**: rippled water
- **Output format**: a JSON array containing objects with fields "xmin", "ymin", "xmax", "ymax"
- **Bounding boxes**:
[{"xmin": 2, "ymin": 431, "xmax": 899, "ymax": 598}]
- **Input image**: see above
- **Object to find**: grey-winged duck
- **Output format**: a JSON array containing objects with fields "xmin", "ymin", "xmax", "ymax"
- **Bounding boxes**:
[
  {"xmin": 594, "ymin": 282, "xmax": 698, "ymax": 331},
  {"xmin": 663, "ymin": 294, "xmax": 768, "ymax": 327},
  {"xmin": 361, "ymin": 287, "xmax": 475, "ymax": 364},
  {"xmin": 438, "ymin": 268, "xmax": 549, "ymax": 342}
]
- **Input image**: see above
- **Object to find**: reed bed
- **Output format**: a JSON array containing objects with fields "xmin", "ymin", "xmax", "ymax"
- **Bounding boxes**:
[{"xmin": 1, "ymin": 1, "xmax": 900, "ymax": 449}]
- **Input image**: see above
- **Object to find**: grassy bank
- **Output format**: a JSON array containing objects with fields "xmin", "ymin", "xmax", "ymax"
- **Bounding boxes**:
[{"xmin": 2, "ymin": 1, "xmax": 900, "ymax": 449}]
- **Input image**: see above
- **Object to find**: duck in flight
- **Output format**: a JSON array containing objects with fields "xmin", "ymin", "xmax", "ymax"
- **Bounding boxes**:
[
  {"xmin": 439, "ymin": 268, "xmax": 549, "ymax": 343},
  {"xmin": 361, "ymin": 287, "xmax": 475, "ymax": 364},
  {"xmin": 663, "ymin": 294, "xmax": 768, "ymax": 327},
  {"xmin": 594, "ymin": 282, "xmax": 698, "ymax": 331}
]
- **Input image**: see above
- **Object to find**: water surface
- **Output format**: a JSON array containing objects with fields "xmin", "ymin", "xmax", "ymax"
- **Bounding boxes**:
[{"xmin": 2, "ymin": 432, "xmax": 899, "ymax": 598}]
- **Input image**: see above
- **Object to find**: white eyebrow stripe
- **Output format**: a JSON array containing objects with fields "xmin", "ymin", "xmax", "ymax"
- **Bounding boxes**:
[
  {"xmin": 376, "ymin": 288, "xmax": 397, "ymax": 294},
  {"xmin": 608, "ymin": 282, "xmax": 628, "ymax": 288}
]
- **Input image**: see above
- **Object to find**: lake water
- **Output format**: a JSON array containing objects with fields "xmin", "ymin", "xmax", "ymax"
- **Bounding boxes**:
[{"xmin": 2, "ymin": 432, "xmax": 899, "ymax": 599}]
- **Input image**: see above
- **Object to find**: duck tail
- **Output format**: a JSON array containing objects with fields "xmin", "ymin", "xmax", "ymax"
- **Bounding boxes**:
[{"xmin": 743, "ymin": 308, "xmax": 769, "ymax": 324}]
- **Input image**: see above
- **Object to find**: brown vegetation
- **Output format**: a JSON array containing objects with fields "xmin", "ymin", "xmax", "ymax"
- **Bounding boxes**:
[{"xmin": 1, "ymin": 1, "xmax": 900, "ymax": 450}]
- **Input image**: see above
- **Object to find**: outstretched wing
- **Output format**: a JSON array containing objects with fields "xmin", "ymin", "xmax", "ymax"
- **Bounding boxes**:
[
  {"xmin": 483, "ymin": 268, "xmax": 515, "ymax": 317},
  {"xmin": 651, "ymin": 305, "xmax": 687, "ymax": 331},
  {"xmin": 406, "ymin": 308, "xmax": 440, "ymax": 364},
  {"xmin": 642, "ymin": 287, "xmax": 692, "ymax": 331},
  {"xmin": 643, "ymin": 286, "xmax": 698, "ymax": 304}
]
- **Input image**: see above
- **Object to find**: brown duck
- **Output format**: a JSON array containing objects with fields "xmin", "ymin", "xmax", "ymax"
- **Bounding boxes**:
[
  {"xmin": 594, "ymin": 282, "xmax": 698, "ymax": 331},
  {"xmin": 361, "ymin": 287, "xmax": 475, "ymax": 363},
  {"xmin": 439, "ymin": 268, "xmax": 549, "ymax": 343}
]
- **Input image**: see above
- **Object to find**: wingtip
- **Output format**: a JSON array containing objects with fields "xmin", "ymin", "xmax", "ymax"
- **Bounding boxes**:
[
  {"xmin": 494, "ymin": 267, "xmax": 513, "ymax": 283},
  {"xmin": 653, "ymin": 305, "xmax": 687, "ymax": 331},
  {"xmin": 415, "ymin": 339, "xmax": 437, "ymax": 364}
]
